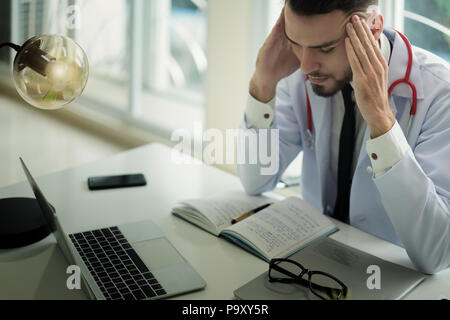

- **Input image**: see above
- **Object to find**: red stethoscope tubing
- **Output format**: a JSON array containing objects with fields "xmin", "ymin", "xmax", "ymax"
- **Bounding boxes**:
[{"xmin": 304, "ymin": 30, "xmax": 416, "ymax": 144}]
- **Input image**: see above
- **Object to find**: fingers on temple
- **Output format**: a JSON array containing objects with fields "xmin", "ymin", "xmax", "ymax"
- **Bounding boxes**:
[
  {"xmin": 347, "ymin": 22, "xmax": 371, "ymax": 73},
  {"xmin": 345, "ymin": 36, "xmax": 363, "ymax": 75},
  {"xmin": 354, "ymin": 18, "xmax": 379, "ymax": 66},
  {"xmin": 361, "ymin": 20, "xmax": 388, "ymax": 69}
]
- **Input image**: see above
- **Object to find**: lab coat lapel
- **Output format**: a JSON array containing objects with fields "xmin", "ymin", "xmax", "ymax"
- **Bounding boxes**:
[{"xmin": 306, "ymin": 81, "xmax": 333, "ymax": 209}]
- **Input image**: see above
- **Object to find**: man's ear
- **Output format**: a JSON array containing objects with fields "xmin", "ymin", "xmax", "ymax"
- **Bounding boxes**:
[{"xmin": 366, "ymin": 5, "xmax": 384, "ymax": 40}]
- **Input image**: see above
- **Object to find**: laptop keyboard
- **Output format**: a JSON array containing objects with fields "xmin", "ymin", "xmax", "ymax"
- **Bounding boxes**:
[{"xmin": 69, "ymin": 226, "xmax": 167, "ymax": 300}]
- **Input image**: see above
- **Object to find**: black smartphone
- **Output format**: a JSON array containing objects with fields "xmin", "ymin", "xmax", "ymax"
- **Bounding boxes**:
[{"xmin": 87, "ymin": 174, "xmax": 147, "ymax": 190}]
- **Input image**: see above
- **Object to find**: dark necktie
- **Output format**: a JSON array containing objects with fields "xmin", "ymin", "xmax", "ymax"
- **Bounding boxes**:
[{"xmin": 333, "ymin": 84, "xmax": 356, "ymax": 223}]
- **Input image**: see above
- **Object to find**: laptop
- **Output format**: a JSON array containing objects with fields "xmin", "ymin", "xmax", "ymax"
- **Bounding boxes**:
[
  {"xmin": 19, "ymin": 158, "xmax": 206, "ymax": 300},
  {"xmin": 234, "ymin": 237, "xmax": 425, "ymax": 300}
]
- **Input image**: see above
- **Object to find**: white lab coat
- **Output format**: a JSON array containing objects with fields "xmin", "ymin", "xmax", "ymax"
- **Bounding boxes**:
[{"xmin": 237, "ymin": 29, "xmax": 450, "ymax": 274}]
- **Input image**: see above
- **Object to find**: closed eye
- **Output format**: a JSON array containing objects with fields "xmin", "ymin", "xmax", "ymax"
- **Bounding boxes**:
[{"xmin": 320, "ymin": 47, "xmax": 336, "ymax": 54}]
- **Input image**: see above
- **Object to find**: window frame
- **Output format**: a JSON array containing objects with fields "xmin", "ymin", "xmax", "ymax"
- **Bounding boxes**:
[{"xmin": 380, "ymin": 0, "xmax": 449, "ymax": 61}]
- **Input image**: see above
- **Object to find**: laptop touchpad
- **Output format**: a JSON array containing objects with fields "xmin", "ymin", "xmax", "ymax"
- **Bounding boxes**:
[{"xmin": 132, "ymin": 238, "xmax": 186, "ymax": 271}]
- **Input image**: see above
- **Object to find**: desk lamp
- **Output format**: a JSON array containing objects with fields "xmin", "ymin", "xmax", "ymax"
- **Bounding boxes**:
[{"xmin": 0, "ymin": 35, "xmax": 89, "ymax": 249}]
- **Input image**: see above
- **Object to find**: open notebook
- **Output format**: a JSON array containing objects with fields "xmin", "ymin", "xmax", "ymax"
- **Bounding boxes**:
[{"xmin": 172, "ymin": 191, "xmax": 338, "ymax": 262}]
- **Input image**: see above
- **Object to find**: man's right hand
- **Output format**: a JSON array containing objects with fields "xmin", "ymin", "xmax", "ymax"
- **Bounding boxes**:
[{"xmin": 249, "ymin": 6, "xmax": 300, "ymax": 103}]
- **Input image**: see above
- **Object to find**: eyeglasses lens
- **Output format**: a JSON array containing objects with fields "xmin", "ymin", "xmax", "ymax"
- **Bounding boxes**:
[{"xmin": 309, "ymin": 273, "xmax": 346, "ymax": 300}]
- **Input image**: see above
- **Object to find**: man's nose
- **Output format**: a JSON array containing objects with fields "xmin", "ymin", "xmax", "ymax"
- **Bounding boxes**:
[{"xmin": 300, "ymin": 48, "xmax": 320, "ymax": 75}]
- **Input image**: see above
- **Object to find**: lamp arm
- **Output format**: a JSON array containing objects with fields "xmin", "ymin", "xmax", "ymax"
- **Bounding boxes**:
[{"xmin": 0, "ymin": 42, "xmax": 22, "ymax": 52}]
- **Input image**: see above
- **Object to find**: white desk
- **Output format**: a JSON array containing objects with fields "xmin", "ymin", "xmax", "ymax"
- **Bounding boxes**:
[{"xmin": 0, "ymin": 143, "xmax": 449, "ymax": 300}]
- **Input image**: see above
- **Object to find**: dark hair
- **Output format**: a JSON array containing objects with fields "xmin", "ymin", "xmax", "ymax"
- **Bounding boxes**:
[{"xmin": 286, "ymin": 0, "xmax": 378, "ymax": 16}]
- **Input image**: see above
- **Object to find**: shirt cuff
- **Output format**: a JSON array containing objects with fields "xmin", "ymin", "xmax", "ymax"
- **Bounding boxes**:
[
  {"xmin": 244, "ymin": 93, "xmax": 275, "ymax": 129},
  {"xmin": 366, "ymin": 121, "xmax": 410, "ymax": 178}
]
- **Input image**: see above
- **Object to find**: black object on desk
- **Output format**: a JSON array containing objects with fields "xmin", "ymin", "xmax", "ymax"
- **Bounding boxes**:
[
  {"xmin": 88, "ymin": 173, "xmax": 147, "ymax": 190},
  {"xmin": 0, "ymin": 197, "xmax": 51, "ymax": 249}
]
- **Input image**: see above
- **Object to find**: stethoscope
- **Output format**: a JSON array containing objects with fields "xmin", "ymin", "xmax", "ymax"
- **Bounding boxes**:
[{"xmin": 303, "ymin": 30, "xmax": 417, "ymax": 149}]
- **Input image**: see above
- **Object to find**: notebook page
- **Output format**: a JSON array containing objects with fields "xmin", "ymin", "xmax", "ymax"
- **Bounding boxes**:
[
  {"xmin": 175, "ymin": 191, "xmax": 274, "ymax": 231},
  {"xmin": 223, "ymin": 197, "xmax": 337, "ymax": 259}
]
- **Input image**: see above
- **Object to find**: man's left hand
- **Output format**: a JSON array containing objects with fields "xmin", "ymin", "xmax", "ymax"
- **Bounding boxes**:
[{"xmin": 345, "ymin": 15, "xmax": 395, "ymax": 139}]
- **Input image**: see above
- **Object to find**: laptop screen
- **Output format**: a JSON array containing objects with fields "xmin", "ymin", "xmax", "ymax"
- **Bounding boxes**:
[
  {"xmin": 19, "ymin": 158, "xmax": 75, "ymax": 264},
  {"xmin": 20, "ymin": 158, "xmax": 57, "ymax": 233}
]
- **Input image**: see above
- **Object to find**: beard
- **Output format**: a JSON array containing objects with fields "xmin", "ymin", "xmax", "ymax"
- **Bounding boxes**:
[{"xmin": 310, "ymin": 67, "xmax": 353, "ymax": 97}]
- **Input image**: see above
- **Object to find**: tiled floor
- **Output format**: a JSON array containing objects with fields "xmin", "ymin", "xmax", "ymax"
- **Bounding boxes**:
[{"xmin": 0, "ymin": 92, "xmax": 129, "ymax": 188}]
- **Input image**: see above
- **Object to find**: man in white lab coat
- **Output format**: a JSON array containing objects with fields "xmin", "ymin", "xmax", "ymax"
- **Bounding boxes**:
[{"xmin": 237, "ymin": 0, "xmax": 450, "ymax": 274}]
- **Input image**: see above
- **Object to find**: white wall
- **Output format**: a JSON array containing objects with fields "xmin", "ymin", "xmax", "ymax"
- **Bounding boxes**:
[{"xmin": 205, "ymin": 0, "xmax": 256, "ymax": 175}]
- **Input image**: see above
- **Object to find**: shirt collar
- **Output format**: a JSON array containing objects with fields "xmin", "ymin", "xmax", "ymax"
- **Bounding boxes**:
[{"xmin": 380, "ymin": 32, "xmax": 392, "ymax": 64}]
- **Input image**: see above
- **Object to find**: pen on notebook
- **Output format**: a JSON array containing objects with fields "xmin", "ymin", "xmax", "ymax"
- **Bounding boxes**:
[{"xmin": 231, "ymin": 202, "xmax": 274, "ymax": 224}]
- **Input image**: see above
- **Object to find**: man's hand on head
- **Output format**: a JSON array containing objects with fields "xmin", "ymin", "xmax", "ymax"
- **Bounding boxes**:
[
  {"xmin": 345, "ymin": 15, "xmax": 395, "ymax": 139},
  {"xmin": 250, "ymin": 6, "xmax": 300, "ymax": 103}
]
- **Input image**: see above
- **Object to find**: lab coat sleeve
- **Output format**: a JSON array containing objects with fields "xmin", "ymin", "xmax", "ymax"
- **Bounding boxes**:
[
  {"xmin": 237, "ymin": 78, "xmax": 303, "ymax": 195},
  {"xmin": 366, "ymin": 121, "xmax": 410, "ymax": 178},
  {"xmin": 372, "ymin": 92, "xmax": 450, "ymax": 274}
]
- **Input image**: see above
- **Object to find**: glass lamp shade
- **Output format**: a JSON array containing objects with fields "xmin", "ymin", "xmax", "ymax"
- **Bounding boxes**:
[{"xmin": 13, "ymin": 35, "xmax": 89, "ymax": 110}]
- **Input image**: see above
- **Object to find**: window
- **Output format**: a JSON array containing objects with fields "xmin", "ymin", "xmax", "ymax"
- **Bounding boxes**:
[
  {"xmin": 379, "ymin": 0, "xmax": 450, "ymax": 62},
  {"xmin": 165, "ymin": 0, "xmax": 207, "ymax": 94},
  {"xmin": 402, "ymin": 0, "xmax": 450, "ymax": 62},
  {"xmin": 75, "ymin": 0, "xmax": 130, "ymax": 112},
  {"xmin": 2, "ymin": 0, "xmax": 208, "ymax": 137}
]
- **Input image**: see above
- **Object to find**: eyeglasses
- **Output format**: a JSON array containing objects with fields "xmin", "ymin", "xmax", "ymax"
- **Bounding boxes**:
[{"xmin": 268, "ymin": 258, "xmax": 348, "ymax": 300}]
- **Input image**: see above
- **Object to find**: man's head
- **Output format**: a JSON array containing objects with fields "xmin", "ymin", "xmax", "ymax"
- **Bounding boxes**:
[{"xmin": 284, "ymin": 0, "xmax": 382, "ymax": 97}]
